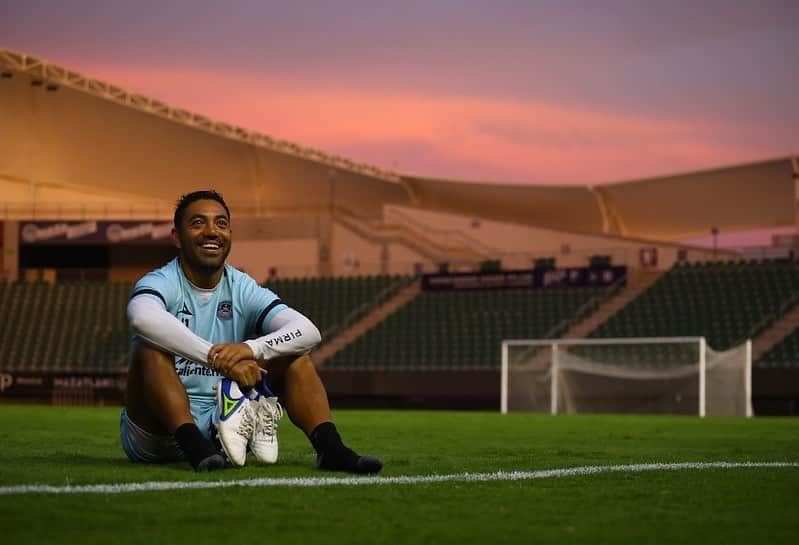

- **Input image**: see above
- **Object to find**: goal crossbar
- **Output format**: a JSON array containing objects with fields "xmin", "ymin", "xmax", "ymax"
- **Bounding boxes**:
[{"xmin": 502, "ymin": 337, "xmax": 706, "ymax": 347}]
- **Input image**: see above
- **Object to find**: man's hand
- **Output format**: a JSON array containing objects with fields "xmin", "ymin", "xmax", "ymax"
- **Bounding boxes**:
[
  {"xmin": 209, "ymin": 343, "xmax": 255, "ymax": 375},
  {"xmin": 226, "ymin": 359, "xmax": 262, "ymax": 389}
]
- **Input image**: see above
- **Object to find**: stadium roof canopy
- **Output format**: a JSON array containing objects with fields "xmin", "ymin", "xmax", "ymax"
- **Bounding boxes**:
[
  {"xmin": 1, "ymin": 48, "xmax": 796, "ymax": 242},
  {"xmin": 404, "ymin": 157, "xmax": 797, "ymax": 241}
]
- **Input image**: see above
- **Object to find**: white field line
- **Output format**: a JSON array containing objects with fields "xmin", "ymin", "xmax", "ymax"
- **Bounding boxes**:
[{"xmin": 0, "ymin": 461, "xmax": 796, "ymax": 496}]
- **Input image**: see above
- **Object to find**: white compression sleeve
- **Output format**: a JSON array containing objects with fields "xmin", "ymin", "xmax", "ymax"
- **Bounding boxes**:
[
  {"xmin": 127, "ymin": 295, "xmax": 212, "ymax": 367},
  {"xmin": 244, "ymin": 307, "xmax": 321, "ymax": 360}
]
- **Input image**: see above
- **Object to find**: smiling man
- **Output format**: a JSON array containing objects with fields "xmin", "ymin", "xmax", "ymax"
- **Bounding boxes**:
[{"xmin": 120, "ymin": 190, "xmax": 382, "ymax": 473}]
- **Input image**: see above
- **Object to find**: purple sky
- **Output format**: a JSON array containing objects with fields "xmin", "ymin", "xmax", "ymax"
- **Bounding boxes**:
[{"xmin": 2, "ymin": 0, "xmax": 797, "ymax": 185}]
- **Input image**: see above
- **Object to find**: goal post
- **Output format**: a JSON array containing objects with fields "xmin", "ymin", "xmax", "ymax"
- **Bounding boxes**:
[{"xmin": 500, "ymin": 337, "xmax": 753, "ymax": 417}]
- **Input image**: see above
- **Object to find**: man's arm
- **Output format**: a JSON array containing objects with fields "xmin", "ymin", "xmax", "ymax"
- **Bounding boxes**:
[
  {"xmin": 246, "ymin": 307, "xmax": 322, "ymax": 359},
  {"xmin": 127, "ymin": 295, "xmax": 213, "ymax": 367},
  {"xmin": 209, "ymin": 308, "xmax": 321, "ymax": 371},
  {"xmin": 128, "ymin": 296, "xmax": 262, "ymax": 386}
]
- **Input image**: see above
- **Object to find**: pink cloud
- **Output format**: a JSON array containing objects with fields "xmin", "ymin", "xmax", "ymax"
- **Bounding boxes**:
[{"xmin": 81, "ymin": 63, "xmax": 793, "ymax": 184}]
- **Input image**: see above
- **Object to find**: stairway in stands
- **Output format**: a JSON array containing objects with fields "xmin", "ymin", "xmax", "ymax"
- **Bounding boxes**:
[
  {"xmin": 588, "ymin": 259, "xmax": 799, "ymax": 350},
  {"xmin": 561, "ymin": 270, "xmax": 662, "ymax": 340},
  {"xmin": 322, "ymin": 284, "xmax": 614, "ymax": 371},
  {"xmin": 752, "ymin": 301, "xmax": 799, "ymax": 363},
  {"xmin": 313, "ymin": 280, "xmax": 422, "ymax": 365}
]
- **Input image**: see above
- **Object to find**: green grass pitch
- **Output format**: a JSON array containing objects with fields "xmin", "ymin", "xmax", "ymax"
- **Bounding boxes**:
[{"xmin": 0, "ymin": 405, "xmax": 797, "ymax": 545}]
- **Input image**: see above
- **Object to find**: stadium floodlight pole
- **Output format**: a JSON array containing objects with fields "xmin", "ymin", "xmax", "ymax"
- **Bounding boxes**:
[
  {"xmin": 699, "ymin": 337, "xmax": 707, "ymax": 418},
  {"xmin": 550, "ymin": 343, "xmax": 559, "ymax": 415},
  {"xmin": 500, "ymin": 341, "xmax": 509, "ymax": 414}
]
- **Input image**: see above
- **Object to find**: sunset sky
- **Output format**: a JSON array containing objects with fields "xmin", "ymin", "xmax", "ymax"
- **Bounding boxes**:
[{"xmin": 2, "ymin": 0, "xmax": 797, "ymax": 185}]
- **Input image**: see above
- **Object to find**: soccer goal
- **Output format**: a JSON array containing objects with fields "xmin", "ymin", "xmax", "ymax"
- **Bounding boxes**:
[{"xmin": 500, "ymin": 337, "xmax": 752, "ymax": 417}]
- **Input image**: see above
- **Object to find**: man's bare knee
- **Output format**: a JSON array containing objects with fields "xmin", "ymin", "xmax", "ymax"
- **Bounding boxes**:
[
  {"xmin": 288, "ymin": 354, "xmax": 314, "ymax": 372},
  {"xmin": 131, "ymin": 342, "xmax": 176, "ymax": 370},
  {"xmin": 267, "ymin": 354, "xmax": 312, "ymax": 377}
]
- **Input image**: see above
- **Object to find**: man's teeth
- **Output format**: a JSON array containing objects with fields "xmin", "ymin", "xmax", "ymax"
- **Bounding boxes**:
[{"xmin": 202, "ymin": 243, "xmax": 220, "ymax": 249}]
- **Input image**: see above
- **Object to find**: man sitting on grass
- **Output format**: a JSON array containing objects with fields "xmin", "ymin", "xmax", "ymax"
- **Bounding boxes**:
[{"xmin": 120, "ymin": 189, "xmax": 382, "ymax": 474}]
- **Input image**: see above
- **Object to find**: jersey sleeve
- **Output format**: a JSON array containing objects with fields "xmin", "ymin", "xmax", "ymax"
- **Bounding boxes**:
[
  {"xmin": 130, "ymin": 268, "xmax": 179, "ymax": 311},
  {"xmin": 240, "ymin": 275, "xmax": 288, "ymax": 335}
]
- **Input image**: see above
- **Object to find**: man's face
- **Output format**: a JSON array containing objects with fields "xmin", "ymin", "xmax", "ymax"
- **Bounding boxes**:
[{"xmin": 173, "ymin": 199, "xmax": 232, "ymax": 273}]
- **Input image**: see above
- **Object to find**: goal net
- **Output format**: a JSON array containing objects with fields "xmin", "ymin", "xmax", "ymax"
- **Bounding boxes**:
[{"xmin": 500, "ymin": 337, "xmax": 752, "ymax": 417}]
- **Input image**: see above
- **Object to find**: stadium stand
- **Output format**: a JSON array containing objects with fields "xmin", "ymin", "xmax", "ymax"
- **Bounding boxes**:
[
  {"xmin": 0, "ymin": 281, "xmax": 133, "ymax": 373},
  {"xmin": 266, "ymin": 274, "xmax": 415, "ymax": 338},
  {"xmin": 757, "ymin": 327, "xmax": 799, "ymax": 369},
  {"xmin": 0, "ymin": 275, "xmax": 413, "ymax": 374},
  {"xmin": 3, "ymin": 261, "xmax": 798, "ymax": 375},
  {"xmin": 589, "ymin": 259, "xmax": 799, "ymax": 351},
  {"xmin": 324, "ymin": 286, "xmax": 614, "ymax": 371}
]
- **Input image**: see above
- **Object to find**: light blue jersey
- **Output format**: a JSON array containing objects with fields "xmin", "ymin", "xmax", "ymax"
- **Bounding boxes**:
[{"xmin": 130, "ymin": 258, "xmax": 286, "ymax": 403}]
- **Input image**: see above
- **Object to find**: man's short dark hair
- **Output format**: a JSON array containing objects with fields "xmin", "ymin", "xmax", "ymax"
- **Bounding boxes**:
[{"xmin": 174, "ymin": 190, "xmax": 231, "ymax": 228}]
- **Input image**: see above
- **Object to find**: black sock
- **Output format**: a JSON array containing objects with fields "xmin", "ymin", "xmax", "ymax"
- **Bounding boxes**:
[
  {"xmin": 174, "ymin": 423, "xmax": 224, "ymax": 471},
  {"xmin": 309, "ymin": 421, "xmax": 346, "ymax": 456},
  {"xmin": 310, "ymin": 422, "xmax": 382, "ymax": 474}
]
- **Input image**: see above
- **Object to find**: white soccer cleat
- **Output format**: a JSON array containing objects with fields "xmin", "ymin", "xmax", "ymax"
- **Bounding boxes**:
[
  {"xmin": 215, "ymin": 378, "xmax": 254, "ymax": 467},
  {"xmin": 249, "ymin": 395, "xmax": 284, "ymax": 464}
]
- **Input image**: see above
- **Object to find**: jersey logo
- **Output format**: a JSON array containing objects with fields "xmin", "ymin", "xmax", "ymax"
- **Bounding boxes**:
[
  {"xmin": 217, "ymin": 300, "xmax": 233, "ymax": 319},
  {"xmin": 177, "ymin": 303, "xmax": 193, "ymax": 328}
]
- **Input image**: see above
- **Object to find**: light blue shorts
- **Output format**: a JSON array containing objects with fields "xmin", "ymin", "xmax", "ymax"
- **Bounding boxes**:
[{"xmin": 120, "ymin": 400, "xmax": 219, "ymax": 463}]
